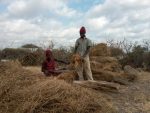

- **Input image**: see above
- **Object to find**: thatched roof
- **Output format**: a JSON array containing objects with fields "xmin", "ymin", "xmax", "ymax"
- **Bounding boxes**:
[{"xmin": 21, "ymin": 44, "xmax": 39, "ymax": 48}]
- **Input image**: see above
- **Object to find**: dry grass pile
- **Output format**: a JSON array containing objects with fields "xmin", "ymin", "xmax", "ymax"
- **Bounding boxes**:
[
  {"xmin": 0, "ymin": 61, "xmax": 117, "ymax": 113},
  {"xmin": 57, "ymin": 70, "xmax": 79, "ymax": 83},
  {"xmin": 92, "ymin": 69, "xmax": 120, "ymax": 81},
  {"xmin": 90, "ymin": 56, "xmax": 121, "ymax": 72},
  {"xmin": 90, "ymin": 43, "xmax": 111, "ymax": 56},
  {"xmin": 90, "ymin": 43, "xmax": 121, "ymax": 73},
  {"xmin": 89, "ymin": 43, "xmax": 124, "ymax": 82},
  {"xmin": 89, "ymin": 43, "xmax": 138, "ymax": 84}
]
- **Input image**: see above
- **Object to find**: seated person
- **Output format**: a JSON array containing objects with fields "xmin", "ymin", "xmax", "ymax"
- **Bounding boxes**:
[{"xmin": 41, "ymin": 49, "xmax": 68, "ymax": 76}]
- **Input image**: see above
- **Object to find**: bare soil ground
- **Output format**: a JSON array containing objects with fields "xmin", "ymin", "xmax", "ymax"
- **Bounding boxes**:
[
  {"xmin": 101, "ymin": 72, "xmax": 150, "ymax": 113},
  {"xmin": 24, "ymin": 66, "xmax": 150, "ymax": 113}
]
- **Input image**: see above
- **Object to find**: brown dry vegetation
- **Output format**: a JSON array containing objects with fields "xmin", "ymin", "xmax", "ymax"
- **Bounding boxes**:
[
  {"xmin": 0, "ymin": 61, "xmax": 117, "ymax": 113},
  {"xmin": 0, "ymin": 43, "xmax": 150, "ymax": 113},
  {"xmin": 0, "ymin": 60, "xmax": 150, "ymax": 113}
]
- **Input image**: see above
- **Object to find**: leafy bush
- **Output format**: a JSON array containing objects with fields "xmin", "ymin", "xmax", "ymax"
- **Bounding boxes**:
[
  {"xmin": 143, "ymin": 52, "xmax": 150, "ymax": 71},
  {"xmin": 0, "ymin": 50, "xmax": 2, "ymax": 60},
  {"xmin": 52, "ymin": 47, "xmax": 72, "ymax": 64},
  {"xmin": 1, "ymin": 48, "xmax": 30, "ymax": 60},
  {"xmin": 119, "ymin": 45, "xmax": 148, "ymax": 68},
  {"xmin": 109, "ymin": 47, "xmax": 124, "ymax": 58}
]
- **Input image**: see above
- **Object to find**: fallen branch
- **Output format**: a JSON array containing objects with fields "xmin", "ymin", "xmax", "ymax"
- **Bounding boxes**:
[{"xmin": 73, "ymin": 80, "xmax": 120, "ymax": 92}]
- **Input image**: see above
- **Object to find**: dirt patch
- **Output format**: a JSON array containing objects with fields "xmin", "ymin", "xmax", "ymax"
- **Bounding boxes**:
[{"xmin": 101, "ymin": 72, "xmax": 150, "ymax": 113}]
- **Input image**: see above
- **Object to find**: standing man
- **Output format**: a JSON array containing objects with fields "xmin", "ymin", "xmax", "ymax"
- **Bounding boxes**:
[{"xmin": 74, "ymin": 26, "xmax": 93, "ymax": 80}]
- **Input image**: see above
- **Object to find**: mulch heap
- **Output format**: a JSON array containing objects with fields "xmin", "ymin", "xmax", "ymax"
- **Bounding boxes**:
[{"xmin": 0, "ymin": 61, "xmax": 117, "ymax": 113}]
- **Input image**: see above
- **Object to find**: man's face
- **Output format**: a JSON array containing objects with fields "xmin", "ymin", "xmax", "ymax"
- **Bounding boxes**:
[{"xmin": 80, "ymin": 33, "xmax": 85, "ymax": 38}]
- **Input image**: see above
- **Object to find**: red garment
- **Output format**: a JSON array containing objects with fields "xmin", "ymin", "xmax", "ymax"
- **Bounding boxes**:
[
  {"xmin": 46, "ymin": 60, "xmax": 55, "ymax": 71},
  {"xmin": 42, "ymin": 60, "xmax": 62, "ymax": 76},
  {"xmin": 42, "ymin": 49, "xmax": 62, "ymax": 76},
  {"xmin": 80, "ymin": 26, "xmax": 86, "ymax": 34},
  {"xmin": 42, "ymin": 49, "xmax": 56, "ymax": 72},
  {"xmin": 42, "ymin": 59, "xmax": 55, "ymax": 71}
]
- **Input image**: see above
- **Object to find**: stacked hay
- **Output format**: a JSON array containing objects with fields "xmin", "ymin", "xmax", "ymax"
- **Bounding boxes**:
[
  {"xmin": 90, "ymin": 56, "xmax": 121, "ymax": 72},
  {"xmin": 90, "ymin": 43, "xmax": 127, "ymax": 83},
  {"xmin": 90, "ymin": 43, "xmax": 121, "ymax": 72},
  {"xmin": 0, "ymin": 61, "xmax": 117, "ymax": 113},
  {"xmin": 90, "ymin": 43, "xmax": 111, "ymax": 56}
]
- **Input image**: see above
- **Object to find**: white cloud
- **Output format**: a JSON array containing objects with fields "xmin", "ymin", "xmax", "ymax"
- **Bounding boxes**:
[
  {"xmin": 0, "ymin": 17, "xmax": 78, "ymax": 48},
  {"xmin": 55, "ymin": 6, "xmax": 77, "ymax": 18},
  {"xmin": 85, "ymin": 0, "xmax": 150, "ymax": 42},
  {"xmin": 0, "ymin": 0, "xmax": 150, "ymax": 48},
  {"xmin": 7, "ymin": 0, "xmax": 78, "ymax": 18},
  {"xmin": 87, "ymin": 17, "xmax": 109, "ymax": 30}
]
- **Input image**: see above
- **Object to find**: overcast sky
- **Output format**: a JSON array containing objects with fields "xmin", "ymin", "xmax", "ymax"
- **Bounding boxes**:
[{"xmin": 0, "ymin": 0, "xmax": 150, "ymax": 48}]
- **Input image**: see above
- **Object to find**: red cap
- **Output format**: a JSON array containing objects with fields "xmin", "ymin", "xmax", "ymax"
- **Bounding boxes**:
[{"xmin": 80, "ymin": 26, "xmax": 86, "ymax": 34}]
